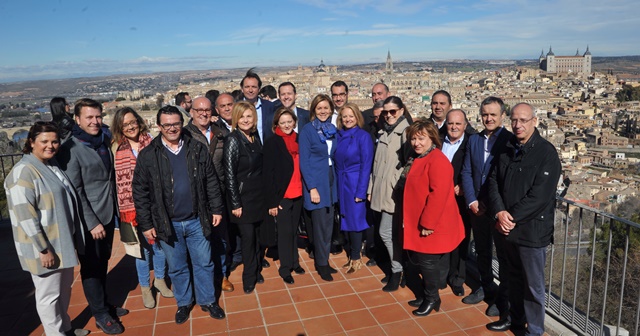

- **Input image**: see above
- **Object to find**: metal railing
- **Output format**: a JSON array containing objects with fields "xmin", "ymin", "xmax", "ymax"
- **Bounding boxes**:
[
  {"xmin": 0, "ymin": 153, "xmax": 23, "ymax": 222},
  {"xmin": 547, "ymin": 197, "xmax": 640, "ymax": 336}
]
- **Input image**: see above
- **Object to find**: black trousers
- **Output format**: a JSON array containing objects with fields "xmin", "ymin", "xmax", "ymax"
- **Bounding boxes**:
[
  {"xmin": 235, "ymin": 221, "xmax": 263, "ymax": 287},
  {"xmin": 471, "ymin": 213, "xmax": 510, "ymax": 314},
  {"xmin": 448, "ymin": 202, "xmax": 472, "ymax": 287},
  {"xmin": 408, "ymin": 251, "xmax": 449, "ymax": 302},
  {"xmin": 345, "ymin": 230, "xmax": 364, "ymax": 260},
  {"xmin": 276, "ymin": 197, "xmax": 303, "ymax": 278},
  {"xmin": 78, "ymin": 220, "xmax": 115, "ymax": 321}
]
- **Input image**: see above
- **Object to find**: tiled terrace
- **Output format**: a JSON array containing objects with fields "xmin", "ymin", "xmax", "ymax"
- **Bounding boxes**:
[{"xmin": 3, "ymin": 228, "xmax": 542, "ymax": 336}]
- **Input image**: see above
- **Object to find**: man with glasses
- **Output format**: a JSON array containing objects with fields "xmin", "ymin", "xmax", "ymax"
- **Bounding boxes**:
[
  {"xmin": 330, "ymin": 80, "xmax": 348, "ymax": 125},
  {"xmin": 460, "ymin": 97, "xmax": 512, "ymax": 321},
  {"xmin": 184, "ymin": 97, "xmax": 234, "ymax": 293},
  {"xmin": 485, "ymin": 103, "xmax": 560, "ymax": 334},
  {"xmin": 133, "ymin": 105, "xmax": 225, "ymax": 324}
]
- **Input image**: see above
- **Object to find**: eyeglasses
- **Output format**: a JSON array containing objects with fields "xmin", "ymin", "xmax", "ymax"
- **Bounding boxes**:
[
  {"xmin": 510, "ymin": 117, "xmax": 535, "ymax": 125},
  {"xmin": 382, "ymin": 109, "xmax": 400, "ymax": 116},
  {"xmin": 331, "ymin": 93, "xmax": 347, "ymax": 98},
  {"xmin": 159, "ymin": 122, "xmax": 182, "ymax": 130},
  {"xmin": 192, "ymin": 108, "xmax": 212, "ymax": 114},
  {"xmin": 122, "ymin": 120, "xmax": 139, "ymax": 130}
]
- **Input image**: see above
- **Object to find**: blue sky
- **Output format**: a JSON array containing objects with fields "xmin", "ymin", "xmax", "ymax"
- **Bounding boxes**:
[{"xmin": 0, "ymin": 0, "xmax": 638, "ymax": 82}]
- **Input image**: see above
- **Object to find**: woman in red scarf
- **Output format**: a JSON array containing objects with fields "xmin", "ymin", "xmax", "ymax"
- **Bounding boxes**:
[
  {"xmin": 263, "ymin": 108, "xmax": 305, "ymax": 285},
  {"xmin": 112, "ymin": 107, "xmax": 173, "ymax": 309}
]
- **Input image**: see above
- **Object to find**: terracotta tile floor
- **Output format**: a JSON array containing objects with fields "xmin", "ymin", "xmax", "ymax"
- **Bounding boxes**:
[{"xmin": 18, "ymin": 230, "xmax": 547, "ymax": 336}]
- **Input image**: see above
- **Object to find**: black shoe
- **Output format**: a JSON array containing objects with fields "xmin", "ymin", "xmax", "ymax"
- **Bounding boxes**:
[
  {"xmin": 243, "ymin": 284, "xmax": 255, "ymax": 294},
  {"xmin": 486, "ymin": 319, "xmax": 511, "ymax": 332},
  {"xmin": 412, "ymin": 299, "xmax": 441, "ymax": 316},
  {"xmin": 365, "ymin": 259, "xmax": 377, "ymax": 267},
  {"xmin": 408, "ymin": 298, "xmax": 424, "ymax": 307},
  {"xmin": 109, "ymin": 306, "xmax": 129, "ymax": 317},
  {"xmin": 95, "ymin": 316, "xmax": 124, "ymax": 335},
  {"xmin": 262, "ymin": 259, "xmax": 271, "ymax": 268},
  {"xmin": 175, "ymin": 304, "xmax": 193, "ymax": 324},
  {"xmin": 283, "ymin": 275, "xmax": 295, "ymax": 284},
  {"xmin": 328, "ymin": 266, "xmax": 338, "ymax": 274},
  {"xmin": 382, "ymin": 272, "xmax": 401, "ymax": 292},
  {"xmin": 485, "ymin": 303, "xmax": 500, "ymax": 317},
  {"xmin": 229, "ymin": 260, "xmax": 242, "ymax": 272},
  {"xmin": 293, "ymin": 266, "xmax": 306, "ymax": 275},
  {"xmin": 201, "ymin": 303, "xmax": 225, "ymax": 320},
  {"xmin": 318, "ymin": 266, "xmax": 334, "ymax": 282},
  {"xmin": 451, "ymin": 285, "xmax": 465, "ymax": 297},
  {"xmin": 380, "ymin": 275, "xmax": 389, "ymax": 284},
  {"xmin": 462, "ymin": 288, "xmax": 485, "ymax": 304},
  {"xmin": 257, "ymin": 274, "xmax": 265, "ymax": 284}
]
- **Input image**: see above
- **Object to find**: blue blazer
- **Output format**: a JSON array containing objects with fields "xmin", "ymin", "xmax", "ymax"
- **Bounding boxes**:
[
  {"xmin": 299, "ymin": 122, "xmax": 338, "ymax": 210},
  {"xmin": 296, "ymin": 107, "xmax": 311, "ymax": 131},
  {"xmin": 260, "ymin": 98, "xmax": 276, "ymax": 143},
  {"xmin": 461, "ymin": 127, "xmax": 513, "ymax": 207}
]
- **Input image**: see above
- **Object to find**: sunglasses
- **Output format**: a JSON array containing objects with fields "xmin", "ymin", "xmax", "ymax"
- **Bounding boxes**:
[{"xmin": 382, "ymin": 109, "xmax": 401, "ymax": 116}]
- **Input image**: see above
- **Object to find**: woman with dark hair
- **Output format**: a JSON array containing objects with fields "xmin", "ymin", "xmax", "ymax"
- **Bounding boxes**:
[
  {"xmin": 402, "ymin": 120, "xmax": 465, "ymax": 316},
  {"xmin": 334, "ymin": 103, "xmax": 374, "ymax": 274},
  {"xmin": 299, "ymin": 94, "xmax": 338, "ymax": 281},
  {"xmin": 223, "ymin": 101, "xmax": 265, "ymax": 294},
  {"xmin": 368, "ymin": 95, "xmax": 411, "ymax": 291},
  {"xmin": 263, "ymin": 107, "xmax": 305, "ymax": 284},
  {"xmin": 50, "ymin": 97, "xmax": 74, "ymax": 140},
  {"xmin": 111, "ymin": 107, "xmax": 173, "ymax": 309},
  {"xmin": 4, "ymin": 122, "xmax": 84, "ymax": 336}
]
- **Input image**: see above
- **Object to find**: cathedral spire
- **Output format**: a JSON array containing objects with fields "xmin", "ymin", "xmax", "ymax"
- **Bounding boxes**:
[{"xmin": 385, "ymin": 49, "xmax": 393, "ymax": 75}]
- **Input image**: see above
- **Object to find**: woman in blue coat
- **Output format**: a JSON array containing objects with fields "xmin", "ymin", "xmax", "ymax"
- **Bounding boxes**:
[
  {"xmin": 299, "ymin": 94, "xmax": 338, "ymax": 281},
  {"xmin": 334, "ymin": 103, "xmax": 374, "ymax": 274}
]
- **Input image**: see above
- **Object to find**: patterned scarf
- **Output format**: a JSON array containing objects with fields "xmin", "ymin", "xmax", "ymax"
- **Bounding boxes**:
[
  {"xmin": 114, "ymin": 133, "xmax": 152, "ymax": 225},
  {"xmin": 311, "ymin": 118, "xmax": 337, "ymax": 143},
  {"xmin": 275, "ymin": 127, "xmax": 298, "ymax": 156},
  {"xmin": 396, "ymin": 144, "xmax": 436, "ymax": 191}
]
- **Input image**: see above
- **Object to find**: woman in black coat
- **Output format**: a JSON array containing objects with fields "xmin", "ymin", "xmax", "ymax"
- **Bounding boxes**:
[
  {"xmin": 223, "ymin": 101, "xmax": 265, "ymax": 294},
  {"xmin": 263, "ymin": 108, "xmax": 306, "ymax": 285}
]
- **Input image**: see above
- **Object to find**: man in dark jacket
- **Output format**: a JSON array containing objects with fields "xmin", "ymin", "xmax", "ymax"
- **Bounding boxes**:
[
  {"xmin": 486, "ymin": 103, "xmax": 561, "ymax": 335},
  {"xmin": 183, "ymin": 97, "xmax": 234, "ymax": 293},
  {"xmin": 133, "ymin": 106, "xmax": 225, "ymax": 324}
]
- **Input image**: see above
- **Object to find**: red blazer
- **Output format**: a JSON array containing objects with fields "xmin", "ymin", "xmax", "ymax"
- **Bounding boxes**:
[{"xmin": 403, "ymin": 149, "xmax": 465, "ymax": 254}]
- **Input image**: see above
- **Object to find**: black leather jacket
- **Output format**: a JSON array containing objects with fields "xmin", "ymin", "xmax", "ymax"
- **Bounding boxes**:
[
  {"xmin": 183, "ymin": 121, "xmax": 227, "ymax": 192},
  {"xmin": 133, "ymin": 135, "xmax": 223, "ymax": 242}
]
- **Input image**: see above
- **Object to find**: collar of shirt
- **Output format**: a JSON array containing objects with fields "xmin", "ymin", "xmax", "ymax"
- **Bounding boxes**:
[
  {"xmin": 432, "ymin": 118, "xmax": 444, "ymax": 129},
  {"xmin": 444, "ymin": 134, "xmax": 464, "ymax": 145},
  {"xmin": 221, "ymin": 118, "xmax": 232, "ymax": 131},
  {"xmin": 161, "ymin": 137, "xmax": 184, "ymax": 155}
]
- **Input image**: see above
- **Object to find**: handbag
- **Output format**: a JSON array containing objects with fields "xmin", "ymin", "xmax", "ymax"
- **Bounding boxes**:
[{"xmin": 119, "ymin": 221, "xmax": 143, "ymax": 259}]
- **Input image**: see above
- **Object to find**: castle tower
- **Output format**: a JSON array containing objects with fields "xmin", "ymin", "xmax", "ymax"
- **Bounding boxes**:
[
  {"xmin": 583, "ymin": 45, "xmax": 592, "ymax": 74},
  {"xmin": 546, "ymin": 46, "xmax": 556, "ymax": 72},
  {"xmin": 385, "ymin": 50, "xmax": 393, "ymax": 75}
]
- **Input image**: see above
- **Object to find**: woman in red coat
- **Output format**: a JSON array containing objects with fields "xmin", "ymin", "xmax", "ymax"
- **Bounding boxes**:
[{"xmin": 402, "ymin": 120, "xmax": 465, "ymax": 317}]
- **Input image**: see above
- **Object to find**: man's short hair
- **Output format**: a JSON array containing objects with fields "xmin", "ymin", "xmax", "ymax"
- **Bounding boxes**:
[
  {"xmin": 446, "ymin": 109, "xmax": 469, "ymax": 124},
  {"xmin": 480, "ymin": 96, "xmax": 506, "ymax": 114},
  {"xmin": 175, "ymin": 92, "xmax": 190, "ymax": 106},
  {"xmin": 330, "ymin": 80, "xmax": 348, "ymax": 94},
  {"xmin": 373, "ymin": 100, "xmax": 385, "ymax": 110},
  {"xmin": 156, "ymin": 105, "xmax": 184, "ymax": 125},
  {"xmin": 278, "ymin": 82, "xmax": 296, "ymax": 94},
  {"xmin": 74, "ymin": 98, "xmax": 102, "ymax": 117},
  {"xmin": 432, "ymin": 90, "xmax": 452, "ymax": 105},
  {"xmin": 259, "ymin": 85, "xmax": 277, "ymax": 100},
  {"xmin": 240, "ymin": 68, "xmax": 262, "ymax": 89}
]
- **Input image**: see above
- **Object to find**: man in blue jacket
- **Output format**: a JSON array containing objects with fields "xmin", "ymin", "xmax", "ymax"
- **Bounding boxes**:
[{"xmin": 486, "ymin": 103, "xmax": 561, "ymax": 335}]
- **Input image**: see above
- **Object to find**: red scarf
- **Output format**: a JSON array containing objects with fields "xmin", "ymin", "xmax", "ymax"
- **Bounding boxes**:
[
  {"xmin": 114, "ymin": 133, "xmax": 152, "ymax": 225},
  {"xmin": 276, "ymin": 127, "xmax": 298, "ymax": 156}
]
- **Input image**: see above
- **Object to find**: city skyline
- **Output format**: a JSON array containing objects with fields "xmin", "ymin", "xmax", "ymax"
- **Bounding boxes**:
[{"xmin": 0, "ymin": 0, "xmax": 638, "ymax": 83}]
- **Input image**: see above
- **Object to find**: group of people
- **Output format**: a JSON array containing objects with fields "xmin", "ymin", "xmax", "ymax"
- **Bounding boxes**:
[{"xmin": 5, "ymin": 68, "xmax": 561, "ymax": 336}]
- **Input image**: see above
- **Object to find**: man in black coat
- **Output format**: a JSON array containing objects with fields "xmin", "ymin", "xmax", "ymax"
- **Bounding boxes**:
[
  {"xmin": 440, "ymin": 109, "xmax": 475, "ymax": 298},
  {"xmin": 133, "ymin": 106, "xmax": 225, "ymax": 324},
  {"xmin": 486, "ymin": 103, "xmax": 561, "ymax": 334}
]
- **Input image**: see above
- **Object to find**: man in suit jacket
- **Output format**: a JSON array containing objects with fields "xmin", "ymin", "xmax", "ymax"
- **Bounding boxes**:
[
  {"xmin": 460, "ymin": 96, "xmax": 512, "ymax": 320},
  {"xmin": 440, "ymin": 109, "xmax": 475, "ymax": 298},
  {"xmin": 278, "ymin": 81, "xmax": 310, "ymax": 132},
  {"xmin": 430, "ymin": 90, "xmax": 475, "ymax": 137},
  {"xmin": 56, "ymin": 98, "xmax": 125, "ymax": 334},
  {"xmin": 362, "ymin": 83, "xmax": 390, "ymax": 141},
  {"xmin": 241, "ymin": 69, "xmax": 276, "ymax": 142}
]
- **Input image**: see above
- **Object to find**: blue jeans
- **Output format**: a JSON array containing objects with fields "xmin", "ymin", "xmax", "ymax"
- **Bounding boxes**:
[
  {"xmin": 136, "ymin": 230, "xmax": 167, "ymax": 287},
  {"xmin": 159, "ymin": 217, "xmax": 215, "ymax": 307}
]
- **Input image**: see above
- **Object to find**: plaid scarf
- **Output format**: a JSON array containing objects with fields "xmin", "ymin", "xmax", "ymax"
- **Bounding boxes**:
[{"xmin": 114, "ymin": 133, "xmax": 152, "ymax": 225}]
